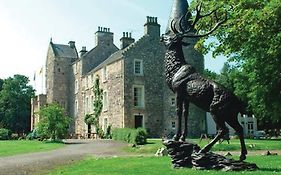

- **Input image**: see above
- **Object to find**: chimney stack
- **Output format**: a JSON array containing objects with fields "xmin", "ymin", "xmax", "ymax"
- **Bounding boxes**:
[
  {"xmin": 144, "ymin": 16, "xmax": 160, "ymax": 37},
  {"xmin": 120, "ymin": 32, "xmax": 135, "ymax": 49},
  {"xmin": 79, "ymin": 46, "xmax": 87, "ymax": 57},
  {"xmin": 95, "ymin": 26, "xmax": 114, "ymax": 46},
  {"xmin": 68, "ymin": 41, "xmax": 76, "ymax": 49}
]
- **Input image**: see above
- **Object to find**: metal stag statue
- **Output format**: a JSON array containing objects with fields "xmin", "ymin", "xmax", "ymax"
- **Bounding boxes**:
[{"xmin": 162, "ymin": 0, "xmax": 248, "ymax": 162}]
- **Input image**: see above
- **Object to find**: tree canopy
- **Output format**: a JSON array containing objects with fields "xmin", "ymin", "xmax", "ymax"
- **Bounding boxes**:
[
  {"xmin": 0, "ymin": 75, "xmax": 35, "ymax": 133},
  {"xmin": 37, "ymin": 103, "xmax": 70, "ymax": 140},
  {"xmin": 191, "ymin": 0, "xmax": 281, "ymax": 125}
]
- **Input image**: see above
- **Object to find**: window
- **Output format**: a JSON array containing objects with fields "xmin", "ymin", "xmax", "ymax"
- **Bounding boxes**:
[
  {"xmin": 102, "ymin": 66, "xmax": 107, "ymax": 82},
  {"xmin": 75, "ymin": 80, "xmax": 79, "ymax": 94},
  {"xmin": 170, "ymin": 97, "xmax": 176, "ymax": 106},
  {"xmin": 74, "ymin": 63, "xmax": 79, "ymax": 75},
  {"xmin": 103, "ymin": 91, "xmax": 108, "ymax": 110},
  {"xmin": 75, "ymin": 100, "xmax": 78, "ymax": 116},
  {"xmin": 103, "ymin": 118, "xmax": 108, "ymax": 131},
  {"xmin": 134, "ymin": 59, "xmax": 143, "ymax": 75},
  {"xmin": 85, "ymin": 77, "xmax": 88, "ymax": 89},
  {"xmin": 172, "ymin": 121, "xmax": 176, "ymax": 129},
  {"xmin": 86, "ymin": 97, "xmax": 89, "ymax": 113},
  {"xmin": 133, "ymin": 85, "xmax": 144, "ymax": 108},
  {"xmin": 91, "ymin": 95, "xmax": 94, "ymax": 113},
  {"xmin": 91, "ymin": 74, "xmax": 94, "ymax": 86},
  {"xmin": 248, "ymin": 122, "xmax": 254, "ymax": 135}
]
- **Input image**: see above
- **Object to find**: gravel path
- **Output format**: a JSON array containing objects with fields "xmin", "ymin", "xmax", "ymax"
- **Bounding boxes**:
[{"xmin": 0, "ymin": 139, "xmax": 129, "ymax": 175}]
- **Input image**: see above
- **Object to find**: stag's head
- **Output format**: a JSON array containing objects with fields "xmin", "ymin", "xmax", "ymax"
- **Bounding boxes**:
[
  {"xmin": 161, "ymin": 13, "xmax": 192, "ymax": 49},
  {"xmin": 161, "ymin": 1, "xmax": 227, "ymax": 50}
]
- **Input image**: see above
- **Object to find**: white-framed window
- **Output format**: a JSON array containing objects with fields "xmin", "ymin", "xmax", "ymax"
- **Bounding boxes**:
[
  {"xmin": 172, "ymin": 121, "xmax": 176, "ymax": 129},
  {"xmin": 103, "ymin": 117, "xmax": 108, "ymax": 131},
  {"xmin": 248, "ymin": 122, "xmax": 254, "ymax": 135},
  {"xmin": 133, "ymin": 85, "xmax": 145, "ymax": 108},
  {"xmin": 103, "ymin": 91, "xmax": 108, "ymax": 111},
  {"xmin": 91, "ymin": 74, "xmax": 94, "ymax": 87},
  {"xmin": 75, "ymin": 100, "xmax": 78, "ymax": 117},
  {"xmin": 134, "ymin": 59, "xmax": 143, "ymax": 76},
  {"xmin": 86, "ymin": 97, "xmax": 89, "ymax": 113},
  {"xmin": 170, "ymin": 97, "xmax": 176, "ymax": 106},
  {"xmin": 102, "ymin": 66, "xmax": 108, "ymax": 82},
  {"xmin": 75, "ymin": 80, "xmax": 79, "ymax": 94},
  {"xmin": 91, "ymin": 95, "xmax": 94, "ymax": 113},
  {"xmin": 85, "ymin": 76, "xmax": 88, "ymax": 89}
]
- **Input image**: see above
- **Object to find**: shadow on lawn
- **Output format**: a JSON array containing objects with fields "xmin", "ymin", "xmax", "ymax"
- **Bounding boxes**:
[{"xmin": 259, "ymin": 168, "xmax": 281, "ymax": 172}]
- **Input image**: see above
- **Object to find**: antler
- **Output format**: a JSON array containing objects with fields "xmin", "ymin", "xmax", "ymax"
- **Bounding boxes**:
[
  {"xmin": 170, "ymin": 3, "xmax": 227, "ymax": 38},
  {"xmin": 183, "ymin": 10, "xmax": 227, "ymax": 38}
]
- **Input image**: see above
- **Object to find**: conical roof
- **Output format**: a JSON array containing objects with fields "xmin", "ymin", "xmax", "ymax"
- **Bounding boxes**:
[{"xmin": 166, "ymin": 0, "xmax": 189, "ymax": 34}]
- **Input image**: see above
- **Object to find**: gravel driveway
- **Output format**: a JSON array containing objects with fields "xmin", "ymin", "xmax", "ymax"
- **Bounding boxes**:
[{"xmin": 0, "ymin": 139, "xmax": 128, "ymax": 175}]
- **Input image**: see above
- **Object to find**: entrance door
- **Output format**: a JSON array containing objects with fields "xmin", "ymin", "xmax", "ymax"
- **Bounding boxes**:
[
  {"xmin": 134, "ymin": 115, "xmax": 143, "ymax": 128},
  {"xmin": 87, "ymin": 124, "xmax": 91, "ymax": 139}
]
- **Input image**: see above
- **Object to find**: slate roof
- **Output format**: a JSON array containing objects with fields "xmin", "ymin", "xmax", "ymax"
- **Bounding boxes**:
[
  {"xmin": 51, "ymin": 43, "xmax": 78, "ymax": 59},
  {"xmin": 92, "ymin": 50, "xmax": 124, "ymax": 72},
  {"xmin": 91, "ymin": 35, "xmax": 149, "ymax": 73}
]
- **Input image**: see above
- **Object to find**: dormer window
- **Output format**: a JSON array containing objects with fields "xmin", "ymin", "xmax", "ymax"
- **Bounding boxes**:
[{"xmin": 134, "ymin": 59, "xmax": 143, "ymax": 76}]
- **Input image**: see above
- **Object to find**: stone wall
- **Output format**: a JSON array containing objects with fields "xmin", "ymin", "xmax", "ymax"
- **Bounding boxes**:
[{"xmin": 123, "ymin": 18, "xmax": 167, "ymax": 137}]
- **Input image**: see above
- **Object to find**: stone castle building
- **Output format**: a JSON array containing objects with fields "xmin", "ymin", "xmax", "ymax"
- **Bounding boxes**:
[{"xmin": 31, "ymin": 16, "xmax": 206, "ymax": 138}]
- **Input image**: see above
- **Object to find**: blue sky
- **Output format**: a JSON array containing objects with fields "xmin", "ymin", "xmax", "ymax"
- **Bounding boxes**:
[{"xmin": 0, "ymin": 0, "xmax": 227, "ymax": 87}]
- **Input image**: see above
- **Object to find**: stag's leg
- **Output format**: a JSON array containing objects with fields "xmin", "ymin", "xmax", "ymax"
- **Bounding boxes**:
[
  {"xmin": 226, "ymin": 115, "xmax": 247, "ymax": 161},
  {"xmin": 200, "ymin": 114, "xmax": 228, "ymax": 153},
  {"xmin": 180, "ymin": 96, "xmax": 189, "ymax": 142},
  {"xmin": 173, "ymin": 92, "xmax": 183, "ymax": 141}
]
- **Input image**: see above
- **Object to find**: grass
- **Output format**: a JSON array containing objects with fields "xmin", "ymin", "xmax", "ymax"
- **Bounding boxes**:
[
  {"xmin": 0, "ymin": 140, "xmax": 65, "ymax": 157},
  {"xmin": 123, "ymin": 138, "xmax": 281, "ymax": 154},
  {"xmin": 48, "ymin": 155, "xmax": 281, "ymax": 175}
]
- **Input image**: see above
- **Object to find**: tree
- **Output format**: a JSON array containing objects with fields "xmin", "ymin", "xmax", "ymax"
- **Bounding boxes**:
[
  {"xmin": 0, "ymin": 78, "xmax": 3, "ymax": 91},
  {"xmin": 84, "ymin": 77, "xmax": 103, "ymax": 137},
  {"xmin": 37, "ymin": 103, "xmax": 70, "ymax": 140},
  {"xmin": 0, "ymin": 75, "xmax": 35, "ymax": 133},
  {"xmin": 191, "ymin": 0, "xmax": 281, "ymax": 125}
]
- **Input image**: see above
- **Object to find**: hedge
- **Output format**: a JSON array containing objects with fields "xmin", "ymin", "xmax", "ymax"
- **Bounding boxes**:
[
  {"xmin": 0, "ymin": 128, "xmax": 12, "ymax": 140},
  {"xmin": 112, "ymin": 128, "xmax": 147, "ymax": 145}
]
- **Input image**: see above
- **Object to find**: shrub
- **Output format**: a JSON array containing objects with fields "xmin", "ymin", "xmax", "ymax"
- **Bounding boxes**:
[
  {"xmin": 37, "ymin": 103, "xmax": 70, "ymax": 141},
  {"xmin": 0, "ymin": 128, "xmax": 12, "ymax": 140},
  {"xmin": 26, "ymin": 129, "xmax": 40, "ymax": 140},
  {"xmin": 112, "ymin": 128, "xmax": 147, "ymax": 145}
]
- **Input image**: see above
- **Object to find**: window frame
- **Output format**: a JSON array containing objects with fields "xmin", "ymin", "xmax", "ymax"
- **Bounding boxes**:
[
  {"xmin": 134, "ymin": 59, "xmax": 143, "ymax": 76},
  {"xmin": 102, "ymin": 66, "xmax": 108, "ymax": 82},
  {"xmin": 103, "ymin": 90, "xmax": 108, "ymax": 111},
  {"xmin": 133, "ymin": 85, "xmax": 145, "ymax": 108}
]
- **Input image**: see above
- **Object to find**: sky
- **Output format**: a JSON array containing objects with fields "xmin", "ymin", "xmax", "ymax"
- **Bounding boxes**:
[{"xmin": 0, "ymin": 0, "xmax": 227, "ymax": 93}]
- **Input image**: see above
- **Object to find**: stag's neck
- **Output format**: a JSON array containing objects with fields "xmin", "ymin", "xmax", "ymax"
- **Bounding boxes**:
[{"xmin": 164, "ymin": 47, "xmax": 187, "ymax": 89}]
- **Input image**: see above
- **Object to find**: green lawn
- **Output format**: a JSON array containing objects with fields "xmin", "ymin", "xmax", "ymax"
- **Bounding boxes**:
[
  {"xmin": 124, "ymin": 139, "xmax": 281, "ymax": 154},
  {"xmin": 48, "ymin": 155, "xmax": 281, "ymax": 175},
  {"xmin": 0, "ymin": 140, "xmax": 65, "ymax": 157}
]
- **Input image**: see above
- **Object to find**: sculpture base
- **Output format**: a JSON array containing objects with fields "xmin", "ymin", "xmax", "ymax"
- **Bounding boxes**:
[{"xmin": 163, "ymin": 140, "xmax": 258, "ymax": 171}]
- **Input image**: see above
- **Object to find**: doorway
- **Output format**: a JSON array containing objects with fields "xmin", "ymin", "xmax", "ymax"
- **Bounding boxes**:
[
  {"xmin": 134, "ymin": 114, "xmax": 143, "ymax": 128},
  {"xmin": 87, "ymin": 124, "xmax": 91, "ymax": 139}
]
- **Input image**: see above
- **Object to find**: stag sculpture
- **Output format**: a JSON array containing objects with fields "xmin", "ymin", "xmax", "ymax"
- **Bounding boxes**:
[{"xmin": 162, "ymin": 1, "xmax": 247, "ymax": 161}]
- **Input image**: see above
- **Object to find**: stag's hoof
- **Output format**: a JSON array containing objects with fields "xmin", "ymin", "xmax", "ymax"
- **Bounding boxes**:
[
  {"xmin": 239, "ymin": 154, "xmax": 246, "ymax": 161},
  {"xmin": 172, "ymin": 134, "xmax": 180, "ymax": 141},
  {"xmin": 198, "ymin": 148, "xmax": 207, "ymax": 154},
  {"xmin": 179, "ymin": 135, "xmax": 186, "ymax": 142}
]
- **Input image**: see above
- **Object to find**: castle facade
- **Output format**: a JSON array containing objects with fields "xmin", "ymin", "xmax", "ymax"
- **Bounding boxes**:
[{"xmin": 31, "ymin": 16, "xmax": 206, "ymax": 138}]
